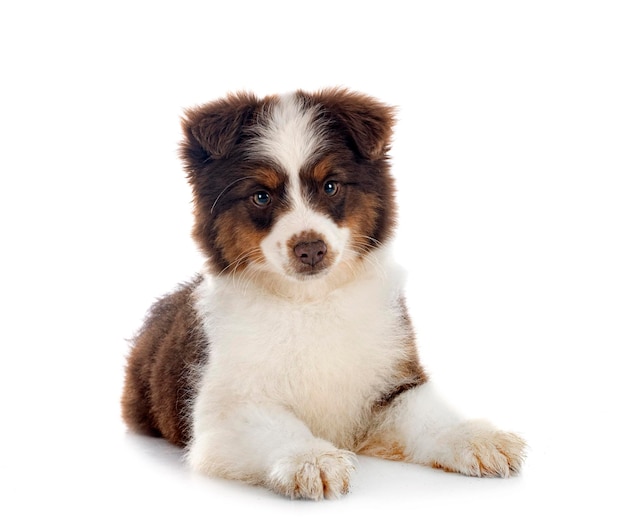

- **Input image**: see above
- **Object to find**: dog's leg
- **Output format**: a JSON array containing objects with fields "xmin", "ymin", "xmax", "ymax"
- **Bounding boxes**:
[
  {"xmin": 187, "ymin": 403, "xmax": 357, "ymax": 500},
  {"xmin": 362, "ymin": 381, "xmax": 526, "ymax": 477}
]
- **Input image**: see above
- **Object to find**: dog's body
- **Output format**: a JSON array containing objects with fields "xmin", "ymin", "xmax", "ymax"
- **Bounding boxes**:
[{"xmin": 122, "ymin": 89, "xmax": 525, "ymax": 499}]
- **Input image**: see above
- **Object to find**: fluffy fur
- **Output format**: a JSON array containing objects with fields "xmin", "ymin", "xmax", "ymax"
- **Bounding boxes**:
[{"xmin": 121, "ymin": 88, "xmax": 526, "ymax": 499}]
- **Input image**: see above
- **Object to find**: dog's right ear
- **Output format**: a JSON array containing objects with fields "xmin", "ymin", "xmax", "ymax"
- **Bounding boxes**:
[{"xmin": 180, "ymin": 92, "xmax": 260, "ymax": 171}]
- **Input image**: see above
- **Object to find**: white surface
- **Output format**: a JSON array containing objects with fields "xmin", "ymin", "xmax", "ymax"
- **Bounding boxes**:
[{"xmin": 1, "ymin": 1, "xmax": 624, "ymax": 527}]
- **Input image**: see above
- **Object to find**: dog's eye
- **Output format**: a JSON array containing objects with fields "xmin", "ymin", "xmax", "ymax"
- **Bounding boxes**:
[
  {"xmin": 323, "ymin": 181, "xmax": 340, "ymax": 196},
  {"xmin": 252, "ymin": 190, "xmax": 271, "ymax": 207}
]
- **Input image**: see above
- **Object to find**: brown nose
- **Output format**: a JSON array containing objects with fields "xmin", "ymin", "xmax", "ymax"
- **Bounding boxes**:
[{"xmin": 293, "ymin": 240, "xmax": 327, "ymax": 267}]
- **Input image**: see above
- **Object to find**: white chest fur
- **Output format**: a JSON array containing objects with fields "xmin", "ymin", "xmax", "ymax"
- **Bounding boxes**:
[{"xmin": 192, "ymin": 257, "xmax": 409, "ymax": 447}]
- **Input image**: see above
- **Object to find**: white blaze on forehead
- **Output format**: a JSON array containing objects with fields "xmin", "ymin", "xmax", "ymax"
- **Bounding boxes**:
[
  {"xmin": 252, "ymin": 93, "xmax": 324, "ymax": 199},
  {"xmin": 252, "ymin": 93, "xmax": 351, "ymax": 278}
]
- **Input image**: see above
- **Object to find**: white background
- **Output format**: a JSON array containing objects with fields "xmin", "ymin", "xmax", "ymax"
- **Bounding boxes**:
[{"xmin": 1, "ymin": 1, "xmax": 625, "ymax": 527}]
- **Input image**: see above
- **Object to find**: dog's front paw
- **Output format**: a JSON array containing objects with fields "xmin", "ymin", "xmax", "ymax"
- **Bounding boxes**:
[
  {"xmin": 268, "ymin": 448, "xmax": 357, "ymax": 500},
  {"xmin": 434, "ymin": 420, "xmax": 526, "ymax": 478}
]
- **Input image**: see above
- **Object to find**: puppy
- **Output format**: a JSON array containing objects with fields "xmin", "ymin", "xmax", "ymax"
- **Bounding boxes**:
[{"xmin": 121, "ymin": 88, "xmax": 525, "ymax": 499}]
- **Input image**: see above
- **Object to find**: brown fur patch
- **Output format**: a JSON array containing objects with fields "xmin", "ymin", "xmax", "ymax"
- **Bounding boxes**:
[
  {"xmin": 373, "ymin": 297, "xmax": 428, "ymax": 410},
  {"xmin": 298, "ymin": 88, "xmax": 396, "ymax": 161},
  {"xmin": 254, "ymin": 167, "xmax": 283, "ymax": 189},
  {"xmin": 342, "ymin": 192, "xmax": 382, "ymax": 252},
  {"xmin": 357, "ymin": 298, "xmax": 428, "ymax": 462},
  {"xmin": 121, "ymin": 278, "xmax": 207, "ymax": 446},
  {"xmin": 358, "ymin": 438, "xmax": 407, "ymax": 461},
  {"xmin": 182, "ymin": 92, "xmax": 264, "ymax": 160},
  {"xmin": 310, "ymin": 155, "xmax": 337, "ymax": 183},
  {"xmin": 213, "ymin": 208, "xmax": 268, "ymax": 272}
]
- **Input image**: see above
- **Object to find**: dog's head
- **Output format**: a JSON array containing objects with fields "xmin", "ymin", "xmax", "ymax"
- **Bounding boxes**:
[{"xmin": 180, "ymin": 88, "xmax": 396, "ymax": 286}]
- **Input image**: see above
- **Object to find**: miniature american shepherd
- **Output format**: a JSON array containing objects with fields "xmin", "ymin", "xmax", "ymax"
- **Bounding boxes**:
[{"xmin": 122, "ymin": 88, "xmax": 525, "ymax": 499}]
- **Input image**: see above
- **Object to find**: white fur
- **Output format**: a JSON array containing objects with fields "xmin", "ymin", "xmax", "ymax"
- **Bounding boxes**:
[
  {"xmin": 251, "ymin": 93, "xmax": 324, "ymax": 182},
  {"xmin": 370, "ymin": 383, "xmax": 526, "ymax": 477},
  {"xmin": 187, "ymin": 248, "xmax": 408, "ymax": 494},
  {"xmin": 259, "ymin": 205, "xmax": 350, "ymax": 279},
  {"xmin": 187, "ymin": 252, "xmax": 524, "ymax": 496},
  {"xmin": 251, "ymin": 92, "xmax": 351, "ymax": 279}
]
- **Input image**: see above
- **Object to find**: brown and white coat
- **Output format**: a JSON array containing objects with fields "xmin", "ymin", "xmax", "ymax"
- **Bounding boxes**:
[{"xmin": 122, "ymin": 88, "xmax": 525, "ymax": 500}]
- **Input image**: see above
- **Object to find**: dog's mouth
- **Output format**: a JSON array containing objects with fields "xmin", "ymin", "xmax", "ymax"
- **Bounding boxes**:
[{"xmin": 292, "ymin": 264, "xmax": 330, "ymax": 279}]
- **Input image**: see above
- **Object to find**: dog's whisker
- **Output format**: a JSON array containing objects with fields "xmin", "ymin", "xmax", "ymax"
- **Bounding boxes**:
[{"xmin": 210, "ymin": 176, "xmax": 256, "ymax": 214}]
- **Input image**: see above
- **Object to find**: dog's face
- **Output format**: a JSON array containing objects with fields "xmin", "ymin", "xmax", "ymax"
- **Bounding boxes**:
[{"xmin": 180, "ymin": 89, "xmax": 396, "ymax": 283}]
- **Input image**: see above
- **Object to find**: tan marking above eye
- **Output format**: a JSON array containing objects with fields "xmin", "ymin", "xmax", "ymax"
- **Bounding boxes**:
[
  {"xmin": 254, "ymin": 167, "xmax": 283, "ymax": 188},
  {"xmin": 310, "ymin": 155, "xmax": 339, "ymax": 182}
]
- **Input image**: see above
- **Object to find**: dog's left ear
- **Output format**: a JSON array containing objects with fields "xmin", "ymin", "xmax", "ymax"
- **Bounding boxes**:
[{"xmin": 304, "ymin": 88, "xmax": 396, "ymax": 161}]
